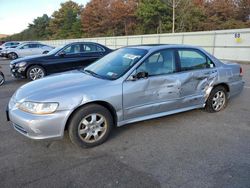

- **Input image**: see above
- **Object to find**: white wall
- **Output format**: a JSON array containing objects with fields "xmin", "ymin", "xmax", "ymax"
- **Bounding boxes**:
[{"xmin": 40, "ymin": 28, "xmax": 250, "ymax": 62}]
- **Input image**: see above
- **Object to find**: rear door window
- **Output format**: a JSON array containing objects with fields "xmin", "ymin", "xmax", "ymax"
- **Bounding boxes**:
[
  {"xmin": 83, "ymin": 44, "xmax": 104, "ymax": 52},
  {"xmin": 178, "ymin": 49, "xmax": 214, "ymax": 71},
  {"xmin": 63, "ymin": 44, "xmax": 83, "ymax": 54},
  {"xmin": 30, "ymin": 44, "xmax": 39, "ymax": 48}
]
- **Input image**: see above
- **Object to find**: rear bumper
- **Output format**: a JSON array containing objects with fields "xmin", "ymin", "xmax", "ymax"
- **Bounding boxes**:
[{"xmin": 228, "ymin": 80, "xmax": 245, "ymax": 97}]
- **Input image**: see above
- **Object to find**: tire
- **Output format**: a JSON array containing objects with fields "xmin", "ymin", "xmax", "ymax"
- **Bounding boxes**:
[
  {"xmin": 42, "ymin": 51, "xmax": 49, "ymax": 54},
  {"xmin": 68, "ymin": 104, "xmax": 113, "ymax": 148},
  {"xmin": 27, "ymin": 65, "xmax": 46, "ymax": 80},
  {"xmin": 8, "ymin": 52, "xmax": 18, "ymax": 60},
  {"xmin": 205, "ymin": 86, "xmax": 228, "ymax": 113},
  {"xmin": 0, "ymin": 72, "xmax": 5, "ymax": 86}
]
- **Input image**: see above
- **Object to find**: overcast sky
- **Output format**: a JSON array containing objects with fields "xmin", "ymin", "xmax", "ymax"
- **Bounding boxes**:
[{"xmin": 0, "ymin": 0, "xmax": 90, "ymax": 35}]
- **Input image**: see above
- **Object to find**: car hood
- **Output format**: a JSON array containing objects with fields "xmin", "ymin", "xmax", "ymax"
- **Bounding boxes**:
[
  {"xmin": 10, "ymin": 54, "xmax": 50, "ymax": 64},
  {"xmin": 14, "ymin": 70, "xmax": 107, "ymax": 102}
]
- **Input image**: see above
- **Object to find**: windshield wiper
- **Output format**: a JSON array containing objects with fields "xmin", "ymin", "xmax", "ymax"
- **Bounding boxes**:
[
  {"xmin": 83, "ymin": 69, "xmax": 112, "ymax": 80},
  {"xmin": 84, "ymin": 69, "xmax": 103, "ymax": 78}
]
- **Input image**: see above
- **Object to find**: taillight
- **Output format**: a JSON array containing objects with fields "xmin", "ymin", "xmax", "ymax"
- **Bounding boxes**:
[{"xmin": 240, "ymin": 67, "xmax": 243, "ymax": 76}]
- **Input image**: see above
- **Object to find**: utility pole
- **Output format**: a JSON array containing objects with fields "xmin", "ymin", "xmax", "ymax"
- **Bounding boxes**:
[
  {"xmin": 165, "ymin": 0, "xmax": 181, "ymax": 33},
  {"xmin": 172, "ymin": 0, "xmax": 175, "ymax": 33}
]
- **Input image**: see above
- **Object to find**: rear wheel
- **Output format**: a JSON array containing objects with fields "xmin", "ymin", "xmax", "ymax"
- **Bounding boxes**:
[
  {"xmin": 42, "ymin": 51, "xmax": 49, "ymax": 54},
  {"xmin": 205, "ymin": 86, "xmax": 228, "ymax": 113},
  {"xmin": 68, "ymin": 104, "xmax": 113, "ymax": 148},
  {"xmin": 27, "ymin": 65, "xmax": 46, "ymax": 80},
  {"xmin": 8, "ymin": 52, "xmax": 18, "ymax": 60}
]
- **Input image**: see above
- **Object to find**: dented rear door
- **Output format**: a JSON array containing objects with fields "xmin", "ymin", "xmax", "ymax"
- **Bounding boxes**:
[{"xmin": 176, "ymin": 49, "xmax": 218, "ymax": 108}]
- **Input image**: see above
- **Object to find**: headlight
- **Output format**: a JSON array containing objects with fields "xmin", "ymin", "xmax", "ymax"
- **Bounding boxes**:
[
  {"xmin": 18, "ymin": 101, "xmax": 59, "ymax": 114},
  {"xmin": 16, "ymin": 62, "xmax": 27, "ymax": 67}
]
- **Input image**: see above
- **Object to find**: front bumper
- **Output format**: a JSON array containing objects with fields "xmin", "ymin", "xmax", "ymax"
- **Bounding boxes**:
[
  {"xmin": 7, "ymin": 106, "xmax": 71, "ymax": 140},
  {"xmin": 0, "ymin": 52, "xmax": 7, "ymax": 57},
  {"xmin": 10, "ymin": 65, "xmax": 27, "ymax": 78}
]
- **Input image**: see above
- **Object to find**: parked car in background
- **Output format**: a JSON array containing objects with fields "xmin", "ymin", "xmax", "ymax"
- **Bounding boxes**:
[
  {"xmin": 10, "ymin": 42, "xmax": 112, "ymax": 80},
  {"xmin": 6, "ymin": 42, "xmax": 54, "ymax": 60},
  {"xmin": 0, "ymin": 41, "xmax": 20, "ymax": 57},
  {"xmin": 1, "ymin": 46, "xmax": 18, "ymax": 58},
  {"xmin": 7, "ymin": 44, "xmax": 244, "ymax": 148},
  {"xmin": 0, "ymin": 41, "xmax": 20, "ymax": 50}
]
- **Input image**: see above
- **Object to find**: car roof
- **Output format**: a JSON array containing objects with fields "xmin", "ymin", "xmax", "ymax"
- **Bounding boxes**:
[
  {"xmin": 125, "ymin": 44, "xmax": 202, "ymax": 51},
  {"xmin": 4, "ymin": 41, "xmax": 20, "ymax": 44},
  {"xmin": 64, "ymin": 41, "xmax": 110, "ymax": 49},
  {"xmin": 18, "ymin": 41, "xmax": 41, "ymax": 45},
  {"xmin": 66, "ymin": 41, "xmax": 104, "ymax": 45}
]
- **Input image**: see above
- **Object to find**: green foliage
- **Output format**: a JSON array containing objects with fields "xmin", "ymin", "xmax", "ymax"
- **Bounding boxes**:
[
  {"xmin": 175, "ymin": 1, "xmax": 207, "ymax": 32},
  {"xmin": 136, "ymin": 0, "xmax": 172, "ymax": 34},
  {"xmin": 29, "ymin": 14, "xmax": 50, "ymax": 39},
  {"xmin": 48, "ymin": 1, "xmax": 83, "ymax": 39}
]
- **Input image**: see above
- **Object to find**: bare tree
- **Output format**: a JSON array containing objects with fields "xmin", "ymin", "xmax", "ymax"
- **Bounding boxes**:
[{"xmin": 175, "ymin": 0, "xmax": 193, "ymax": 32}]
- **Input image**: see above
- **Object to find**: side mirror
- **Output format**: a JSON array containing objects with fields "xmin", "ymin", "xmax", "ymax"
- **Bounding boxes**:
[
  {"xmin": 128, "ymin": 71, "xmax": 149, "ymax": 81},
  {"xmin": 136, "ymin": 71, "xmax": 148, "ymax": 79},
  {"xmin": 58, "ymin": 51, "xmax": 66, "ymax": 57}
]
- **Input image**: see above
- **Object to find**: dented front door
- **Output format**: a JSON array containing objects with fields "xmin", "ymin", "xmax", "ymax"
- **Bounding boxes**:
[
  {"xmin": 122, "ymin": 74, "xmax": 181, "ymax": 120},
  {"xmin": 122, "ymin": 49, "xmax": 181, "ymax": 120}
]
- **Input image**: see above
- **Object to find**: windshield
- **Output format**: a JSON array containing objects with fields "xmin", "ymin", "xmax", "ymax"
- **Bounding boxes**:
[
  {"xmin": 47, "ymin": 46, "xmax": 63, "ymax": 55},
  {"xmin": 83, "ymin": 48, "xmax": 148, "ymax": 80},
  {"xmin": 16, "ymin": 44, "xmax": 25, "ymax": 49}
]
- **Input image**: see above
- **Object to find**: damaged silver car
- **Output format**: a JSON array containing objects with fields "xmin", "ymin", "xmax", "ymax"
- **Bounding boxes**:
[{"xmin": 7, "ymin": 45, "xmax": 244, "ymax": 147}]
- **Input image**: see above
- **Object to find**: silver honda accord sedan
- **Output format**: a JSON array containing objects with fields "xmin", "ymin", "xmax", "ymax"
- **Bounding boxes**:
[{"xmin": 7, "ymin": 44, "xmax": 244, "ymax": 148}]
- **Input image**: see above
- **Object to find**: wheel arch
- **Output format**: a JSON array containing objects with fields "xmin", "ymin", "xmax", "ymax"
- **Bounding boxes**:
[
  {"xmin": 213, "ymin": 83, "xmax": 230, "ymax": 92},
  {"xmin": 8, "ymin": 51, "xmax": 18, "ymax": 58},
  {"xmin": 205, "ymin": 82, "xmax": 230, "ymax": 102},
  {"xmin": 25, "ymin": 64, "xmax": 47, "ymax": 77},
  {"xmin": 64, "ymin": 101, "xmax": 118, "ymax": 131}
]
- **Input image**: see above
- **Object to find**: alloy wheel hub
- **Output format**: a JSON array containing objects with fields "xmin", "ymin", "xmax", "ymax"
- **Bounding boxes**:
[{"xmin": 78, "ymin": 113, "xmax": 107, "ymax": 143}]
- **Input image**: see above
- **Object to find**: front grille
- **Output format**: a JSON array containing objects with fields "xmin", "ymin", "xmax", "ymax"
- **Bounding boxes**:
[{"xmin": 13, "ymin": 124, "xmax": 27, "ymax": 134}]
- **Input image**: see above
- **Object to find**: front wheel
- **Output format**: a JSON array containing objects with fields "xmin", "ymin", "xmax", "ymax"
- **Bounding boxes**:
[
  {"xmin": 27, "ymin": 65, "xmax": 46, "ymax": 80},
  {"xmin": 68, "ymin": 104, "xmax": 113, "ymax": 148},
  {"xmin": 205, "ymin": 86, "xmax": 228, "ymax": 113}
]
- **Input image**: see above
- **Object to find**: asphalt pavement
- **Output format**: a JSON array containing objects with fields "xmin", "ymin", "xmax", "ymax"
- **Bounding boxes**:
[{"xmin": 0, "ymin": 58, "xmax": 249, "ymax": 188}]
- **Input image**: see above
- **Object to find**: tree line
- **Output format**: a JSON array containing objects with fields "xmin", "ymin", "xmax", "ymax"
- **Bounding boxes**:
[{"xmin": 5, "ymin": 0, "xmax": 250, "ymax": 41}]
